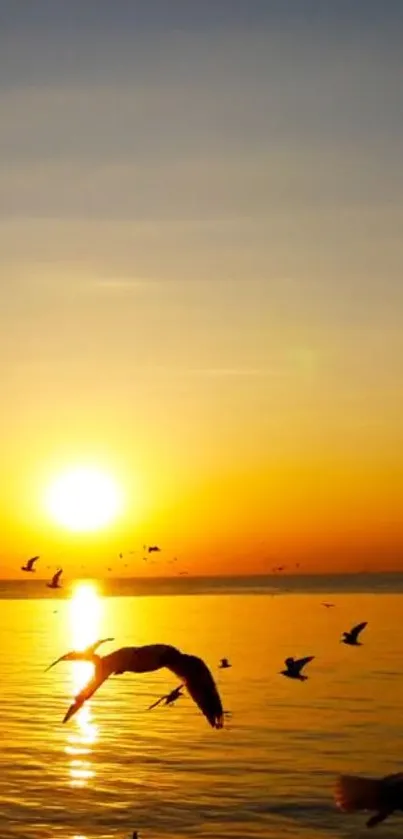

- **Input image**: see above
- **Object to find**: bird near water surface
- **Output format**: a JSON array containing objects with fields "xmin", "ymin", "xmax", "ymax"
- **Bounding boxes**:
[
  {"xmin": 281, "ymin": 656, "xmax": 314, "ymax": 681},
  {"xmin": 341, "ymin": 621, "xmax": 367, "ymax": 646},
  {"xmin": 47, "ymin": 569, "xmax": 63, "ymax": 589},
  {"xmin": 48, "ymin": 643, "xmax": 223, "ymax": 729},
  {"xmin": 21, "ymin": 555, "xmax": 39, "ymax": 572},
  {"xmin": 147, "ymin": 684, "xmax": 184, "ymax": 711},
  {"xmin": 335, "ymin": 772, "xmax": 403, "ymax": 828}
]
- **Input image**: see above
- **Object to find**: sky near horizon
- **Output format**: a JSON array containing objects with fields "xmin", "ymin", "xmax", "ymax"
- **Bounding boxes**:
[{"xmin": 1, "ymin": 1, "xmax": 403, "ymax": 577}]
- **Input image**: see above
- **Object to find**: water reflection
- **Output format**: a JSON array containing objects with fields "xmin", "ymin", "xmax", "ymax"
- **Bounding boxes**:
[{"xmin": 64, "ymin": 582, "xmax": 102, "ymax": 787}]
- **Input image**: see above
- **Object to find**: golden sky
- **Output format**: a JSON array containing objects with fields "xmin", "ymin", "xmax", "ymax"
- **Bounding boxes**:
[{"xmin": 1, "ymin": 3, "xmax": 403, "ymax": 577}]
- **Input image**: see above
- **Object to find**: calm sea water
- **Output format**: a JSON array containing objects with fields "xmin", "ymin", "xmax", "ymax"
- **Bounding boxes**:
[{"xmin": 1, "ymin": 575, "xmax": 403, "ymax": 838}]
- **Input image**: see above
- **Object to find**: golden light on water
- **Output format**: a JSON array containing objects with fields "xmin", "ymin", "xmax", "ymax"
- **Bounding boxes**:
[{"xmin": 65, "ymin": 582, "xmax": 102, "ymax": 787}]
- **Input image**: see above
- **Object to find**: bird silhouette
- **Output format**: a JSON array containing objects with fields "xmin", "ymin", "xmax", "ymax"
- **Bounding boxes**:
[
  {"xmin": 281, "ymin": 656, "xmax": 314, "ymax": 681},
  {"xmin": 341, "ymin": 621, "xmax": 367, "ymax": 646},
  {"xmin": 45, "ymin": 638, "xmax": 114, "ymax": 671},
  {"xmin": 55, "ymin": 644, "xmax": 223, "ymax": 729},
  {"xmin": 335, "ymin": 772, "xmax": 403, "ymax": 828},
  {"xmin": 147, "ymin": 684, "xmax": 184, "ymax": 710},
  {"xmin": 47, "ymin": 569, "xmax": 63, "ymax": 589},
  {"xmin": 321, "ymin": 602, "xmax": 335, "ymax": 608},
  {"xmin": 148, "ymin": 546, "xmax": 161, "ymax": 553},
  {"xmin": 21, "ymin": 555, "xmax": 39, "ymax": 572},
  {"xmin": 219, "ymin": 658, "xmax": 231, "ymax": 669}
]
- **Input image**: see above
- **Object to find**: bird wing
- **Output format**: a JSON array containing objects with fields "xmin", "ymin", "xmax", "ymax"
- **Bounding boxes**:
[
  {"xmin": 28, "ymin": 556, "xmax": 39, "ymax": 569},
  {"xmin": 50, "ymin": 569, "xmax": 62, "ymax": 585},
  {"xmin": 169, "ymin": 653, "xmax": 224, "ymax": 728},
  {"xmin": 147, "ymin": 694, "xmax": 166, "ymax": 711},
  {"xmin": 294, "ymin": 656, "xmax": 314, "ymax": 673},
  {"xmin": 63, "ymin": 662, "xmax": 110, "ymax": 723},
  {"xmin": 384, "ymin": 772, "xmax": 403, "ymax": 785},
  {"xmin": 350, "ymin": 621, "xmax": 367, "ymax": 641},
  {"xmin": 335, "ymin": 775, "xmax": 384, "ymax": 813},
  {"xmin": 45, "ymin": 652, "xmax": 70, "ymax": 672},
  {"xmin": 90, "ymin": 637, "xmax": 114, "ymax": 653},
  {"xmin": 46, "ymin": 650, "xmax": 100, "ymax": 672},
  {"xmin": 168, "ymin": 685, "xmax": 184, "ymax": 701}
]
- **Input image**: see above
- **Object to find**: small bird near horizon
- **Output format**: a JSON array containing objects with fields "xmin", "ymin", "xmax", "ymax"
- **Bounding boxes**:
[
  {"xmin": 321, "ymin": 602, "xmax": 335, "ymax": 608},
  {"xmin": 281, "ymin": 656, "xmax": 314, "ymax": 681},
  {"xmin": 21, "ymin": 555, "xmax": 39, "ymax": 572},
  {"xmin": 219, "ymin": 658, "xmax": 231, "ymax": 669},
  {"xmin": 51, "ymin": 643, "xmax": 223, "ymax": 729},
  {"xmin": 45, "ymin": 638, "xmax": 114, "ymax": 671},
  {"xmin": 335, "ymin": 772, "xmax": 403, "ymax": 828},
  {"xmin": 47, "ymin": 569, "xmax": 63, "ymax": 589},
  {"xmin": 147, "ymin": 684, "xmax": 184, "ymax": 710},
  {"xmin": 341, "ymin": 621, "xmax": 367, "ymax": 646}
]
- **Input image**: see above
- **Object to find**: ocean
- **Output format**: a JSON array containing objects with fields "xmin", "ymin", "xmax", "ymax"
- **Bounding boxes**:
[{"xmin": 0, "ymin": 574, "xmax": 402, "ymax": 838}]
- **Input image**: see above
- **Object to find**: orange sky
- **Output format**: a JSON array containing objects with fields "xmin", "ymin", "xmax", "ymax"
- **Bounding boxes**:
[{"xmin": 1, "ymin": 4, "xmax": 403, "ymax": 577}]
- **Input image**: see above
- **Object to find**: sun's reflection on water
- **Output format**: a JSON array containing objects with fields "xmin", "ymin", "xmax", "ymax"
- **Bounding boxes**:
[{"xmin": 65, "ymin": 581, "xmax": 102, "ymax": 788}]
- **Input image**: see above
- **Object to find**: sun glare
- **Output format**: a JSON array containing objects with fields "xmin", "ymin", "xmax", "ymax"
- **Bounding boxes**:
[
  {"xmin": 65, "ymin": 582, "xmax": 102, "ymax": 787},
  {"xmin": 45, "ymin": 466, "xmax": 122, "ymax": 532}
]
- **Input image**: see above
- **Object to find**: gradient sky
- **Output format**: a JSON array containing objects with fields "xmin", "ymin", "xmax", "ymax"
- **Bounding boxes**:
[{"xmin": 1, "ymin": 1, "xmax": 403, "ymax": 577}]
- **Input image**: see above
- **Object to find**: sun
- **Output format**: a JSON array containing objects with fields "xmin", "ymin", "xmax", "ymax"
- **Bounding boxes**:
[{"xmin": 45, "ymin": 466, "xmax": 122, "ymax": 532}]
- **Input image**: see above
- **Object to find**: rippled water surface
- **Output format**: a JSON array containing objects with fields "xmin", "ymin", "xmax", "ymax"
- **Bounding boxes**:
[{"xmin": 1, "ymin": 583, "xmax": 403, "ymax": 838}]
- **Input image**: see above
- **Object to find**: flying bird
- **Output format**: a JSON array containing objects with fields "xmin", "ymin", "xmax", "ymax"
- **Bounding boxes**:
[
  {"xmin": 322, "ymin": 602, "xmax": 335, "ymax": 608},
  {"xmin": 21, "ymin": 555, "xmax": 39, "ymax": 572},
  {"xmin": 56, "ymin": 644, "xmax": 223, "ymax": 729},
  {"xmin": 47, "ymin": 569, "xmax": 63, "ymax": 589},
  {"xmin": 45, "ymin": 638, "xmax": 114, "ymax": 671},
  {"xmin": 219, "ymin": 658, "xmax": 231, "ymax": 669},
  {"xmin": 281, "ymin": 656, "xmax": 314, "ymax": 681},
  {"xmin": 335, "ymin": 773, "xmax": 403, "ymax": 828},
  {"xmin": 148, "ymin": 546, "xmax": 161, "ymax": 553},
  {"xmin": 341, "ymin": 621, "xmax": 367, "ymax": 646},
  {"xmin": 147, "ymin": 684, "xmax": 184, "ymax": 711}
]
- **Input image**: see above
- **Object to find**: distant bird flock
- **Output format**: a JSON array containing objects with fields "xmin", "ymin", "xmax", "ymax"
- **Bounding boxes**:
[
  {"xmin": 20, "ymin": 551, "xmax": 391, "ymax": 832},
  {"xmin": 20, "ymin": 544, "xmax": 191, "ymax": 589}
]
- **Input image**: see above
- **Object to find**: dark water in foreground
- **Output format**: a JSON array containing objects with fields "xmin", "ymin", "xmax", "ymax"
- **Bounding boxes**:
[{"xmin": 0, "ymin": 575, "xmax": 403, "ymax": 837}]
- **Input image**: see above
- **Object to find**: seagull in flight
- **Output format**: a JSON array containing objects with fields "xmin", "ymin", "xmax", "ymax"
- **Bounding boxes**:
[
  {"xmin": 45, "ymin": 638, "xmax": 114, "ymax": 671},
  {"xmin": 47, "ymin": 569, "xmax": 63, "ymax": 589},
  {"xmin": 321, "ymin": 602, "xmax": 335, "ymax": 608},
  {"xmin": 147, "ymin": 684, "xmax": 184, "ymax": 711},
  {"xmin": 341, "ymin": 621, "xmax": 367, "ymax": 646},
  {"xmin": 335, "ymin": 772, "xmax": 403, "ymax": 828},
  {"xmin": 219, "ymin": 658, "xmax": 231, "ymax": 669},
  {"xmin": 281, "ymin": 656, "xmax": 314, "ymax": 681},
  {"xmin": 21, "ymin": 555, "xmax": 39, "ymax": 572},
  {"xmin": 52, "ymin": 643, "xmax": 223, "ymax": 729}
]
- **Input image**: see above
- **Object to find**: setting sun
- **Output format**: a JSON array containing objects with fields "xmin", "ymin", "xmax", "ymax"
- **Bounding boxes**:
[{"xmin": 45, "ymin": 467, "xmax": 122, "ymax": 532}]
